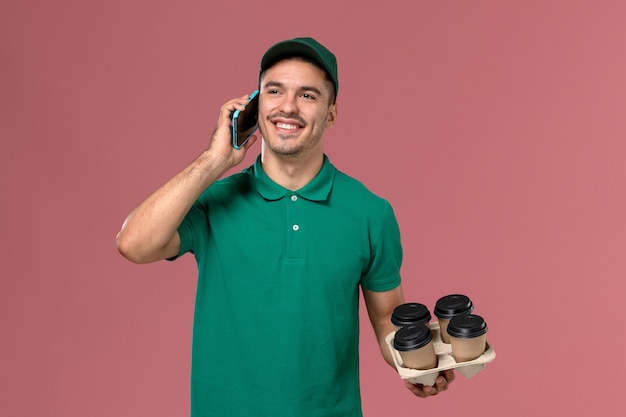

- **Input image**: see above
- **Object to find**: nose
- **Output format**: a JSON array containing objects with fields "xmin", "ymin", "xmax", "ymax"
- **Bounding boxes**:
[{"xmin": 277, "ymin": 93, "xmax": 298, "ymax": 115}]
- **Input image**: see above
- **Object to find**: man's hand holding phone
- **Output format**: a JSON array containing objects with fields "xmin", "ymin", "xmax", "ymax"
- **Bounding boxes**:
[{"xmin": 207, "ymin": 92, "xmax": 259, "ymax": 172}]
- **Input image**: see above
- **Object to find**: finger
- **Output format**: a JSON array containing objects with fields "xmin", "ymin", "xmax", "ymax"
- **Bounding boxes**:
[
  {"xmin": 432, "ymin": 370, "xmax": 455, "ymax": 393},
  {"xmin": 219, "ymin": 96, "xmax": 252, "ymax": 123},
  {"xmin": 404, "ymin": 381, "xmax": 437, "ymax": 398},
  {"xmin": 434, "ymin": 375, "xmax": 448, "ymax": 392},
  {"xmin": 235, "ymin": 93, "xmax": 254, "ymax": 107},
  {"xmin": 404, "ymin": 381, "xmax": 428, "ymax": 398},
  {"xmin": 441, "ymin": 369, "xmax": 456, "ymax": 384}
]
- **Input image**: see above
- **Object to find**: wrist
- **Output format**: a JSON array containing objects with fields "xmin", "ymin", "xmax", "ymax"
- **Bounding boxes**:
[{"xmin": 190, "ymin": 150, "xmax": 232, "ymax": 186}]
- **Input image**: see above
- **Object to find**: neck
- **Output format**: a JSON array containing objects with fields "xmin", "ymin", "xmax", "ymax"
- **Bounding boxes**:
[{"xmin": 260, "ymin": 150, "xmax": 324, "ymax": 191}]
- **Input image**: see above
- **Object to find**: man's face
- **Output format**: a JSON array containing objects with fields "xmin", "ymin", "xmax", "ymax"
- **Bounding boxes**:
[{"xmin": 258, "ymin": 58, "xmax": 337, "ymax": 157}]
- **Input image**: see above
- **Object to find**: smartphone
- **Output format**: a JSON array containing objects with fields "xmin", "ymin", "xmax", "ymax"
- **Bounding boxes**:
[{"xmin": 231, "ymin": 90, "xmax": 259, "ymax": 149}]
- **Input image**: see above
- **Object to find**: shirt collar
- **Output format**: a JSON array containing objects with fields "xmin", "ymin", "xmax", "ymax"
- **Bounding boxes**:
[{"xmin": 250, "ymin": 154, "xmax": 336, "ymax": 202}]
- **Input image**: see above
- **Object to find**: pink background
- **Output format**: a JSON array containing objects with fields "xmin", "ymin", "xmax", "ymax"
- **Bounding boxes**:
[{"xmin": 2, "ymin": 1, "xmax": 625, "ymax": 416}]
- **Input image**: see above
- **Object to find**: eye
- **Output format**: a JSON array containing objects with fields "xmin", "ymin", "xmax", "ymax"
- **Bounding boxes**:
[{"xmin": 301, "ymin": 93, "xmax": 316, "ymax": 100}]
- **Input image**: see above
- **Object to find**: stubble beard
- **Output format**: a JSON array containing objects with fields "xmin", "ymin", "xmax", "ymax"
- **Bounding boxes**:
[
  {"xmin": 261, "ymin": 116, "xmax": 328, "ymax": 158},
  {"xmin": 264, "ymin": 129, "xmax": 327, "ymax": 158}
]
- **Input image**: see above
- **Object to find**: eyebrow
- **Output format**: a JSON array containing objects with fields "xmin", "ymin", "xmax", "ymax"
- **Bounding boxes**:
[{"xmin": 263, "ymin": 81, "xmax": 324, "ymax": 97}]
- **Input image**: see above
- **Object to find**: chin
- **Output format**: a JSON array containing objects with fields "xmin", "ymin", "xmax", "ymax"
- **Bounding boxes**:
[
  {"xmin": 269, "ymin": 145, "xmax": 302, "ymax": 157},
  {"xmin": 264, "ymin": 136, "xmax": 300, "ymax": 154}
]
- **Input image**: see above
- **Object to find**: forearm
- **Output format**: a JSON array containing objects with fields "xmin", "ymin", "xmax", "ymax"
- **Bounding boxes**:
[
  {"xmin": 363, "ymin": 286, "xmax": 405, "ymax": 370},
  {"xmin": 116, "ymin": 150, "xmax": 230, "ymax": 263},
  {"xmin": 376, "ymin": 322, "xmax": 398, "ymax": 369},
  {"xmin": 116, "ymin": 94, "xmax": 259, "ymax": 263}
]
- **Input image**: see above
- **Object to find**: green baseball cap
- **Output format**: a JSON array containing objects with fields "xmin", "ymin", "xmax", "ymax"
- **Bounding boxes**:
[{"xmin": 259, "ymin": 37, "xmax": 338, "ymax": 100}]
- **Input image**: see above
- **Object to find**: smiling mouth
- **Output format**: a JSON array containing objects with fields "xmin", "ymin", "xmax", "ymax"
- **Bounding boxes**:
[{"xmin": 275, "ymin": 122, "xmax": 300, "ymax": 130}]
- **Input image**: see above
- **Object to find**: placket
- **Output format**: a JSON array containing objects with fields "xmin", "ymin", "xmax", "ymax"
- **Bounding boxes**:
[{"xmin": 285, "ymin": 192, "xmax": 305, "ymax": 261}]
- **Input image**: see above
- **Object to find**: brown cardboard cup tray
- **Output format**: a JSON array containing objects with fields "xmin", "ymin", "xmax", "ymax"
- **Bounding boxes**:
[{"xmin": 385, "ymin": 321, "xmax": 496, "ymax": 386}]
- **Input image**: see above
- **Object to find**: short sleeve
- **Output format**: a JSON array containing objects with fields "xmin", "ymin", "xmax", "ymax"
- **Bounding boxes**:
[
  {"xmin": 166, "ymin": 199, "xmax": 209, "ymax": 261},
  {"xmin": 360, "ymin": 200, "xmax": 403, "ymax": 291}
]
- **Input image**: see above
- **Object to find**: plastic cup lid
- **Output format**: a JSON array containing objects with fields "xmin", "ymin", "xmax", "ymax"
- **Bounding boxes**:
[
  {"xmin": 393, "ymin": 323, "xmax": 433, "ymax": 351},
  {"xmin": 434, "ymin": 294, "xmax": 474, "ymax": 319},
  {"xmin": 391, "ymin": 303, "xmax": 432, "ymax": 326},
  {"xmin": 446, "ymin": 314, "xmax": 488, "ymax": 338}
]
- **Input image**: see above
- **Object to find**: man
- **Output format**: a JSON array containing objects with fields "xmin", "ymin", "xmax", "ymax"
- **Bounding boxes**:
[{"xmin": 116, "ymin": 37, "xmax": 454, "ymax": 417}]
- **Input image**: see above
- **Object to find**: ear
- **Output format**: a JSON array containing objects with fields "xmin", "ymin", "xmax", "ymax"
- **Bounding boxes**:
[{"xmin": 325, "ymin": 102, "xmax": 338, "ymax": 128}]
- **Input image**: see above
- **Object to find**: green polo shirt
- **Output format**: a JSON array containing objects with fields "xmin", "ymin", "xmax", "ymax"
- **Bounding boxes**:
[{"xmin": 175, "ymin": 155, "xmax": 402, "ymax": 417}]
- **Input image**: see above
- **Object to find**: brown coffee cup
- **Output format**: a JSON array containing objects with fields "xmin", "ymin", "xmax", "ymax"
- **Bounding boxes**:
[
  {"xmin": 447, "ymin": 314, "xmax": 488, "ymax": 362},
  {"xmin": 434, "ymin": 294, "xmax": 474, "ymax": 344},
  {"xmin": 393, "ymin": 324, "xmax": 438, "ymax": 370}
]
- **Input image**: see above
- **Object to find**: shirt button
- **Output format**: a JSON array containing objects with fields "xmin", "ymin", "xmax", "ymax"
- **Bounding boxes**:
[
  {"xmin": 291, "ymin": 195, "xmax": 298, "ymax": 201},
  {"xmin": 292, "ymin": 224, "xmax": 300, "ymax": 231}
]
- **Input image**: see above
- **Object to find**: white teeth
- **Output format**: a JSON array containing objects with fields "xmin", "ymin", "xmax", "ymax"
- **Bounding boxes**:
[{"xmin": 276, "ymin": 122, "xmax": 298, "ymax": 130}]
